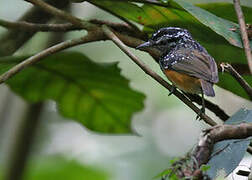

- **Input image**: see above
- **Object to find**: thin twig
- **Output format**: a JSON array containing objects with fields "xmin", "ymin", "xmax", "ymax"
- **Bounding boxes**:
[
  {"xmin": 0, "ymin": 31, "xmax": 105, "ymax": 84},
  {"xmin": 24, "ymin": 0, "xmax": 96, "ymax": 31},
  {"xmin": 0, "ymin": 19, "xmax": 79, "ymax": 32},
  {"xmin": 0, "ymin": 18, "xmax": 147, "ymax": 39},
  {"xmin": 217, "ymin": 62, "xmax": 251, "ymax": 76},
  {"xmin": 0, "ymin": 0, "xmax": 69, "ymax": 56},
  {"xmin": 221, "ymin": 63, "xmax": 252, "ymax": 100},
  {"xmin": 102, "ymin": 25, "xmax": 217, "ymax": 126},
  {"xmin": 233, "ymin": 0, "xmax": 252, "ymax": 74}
]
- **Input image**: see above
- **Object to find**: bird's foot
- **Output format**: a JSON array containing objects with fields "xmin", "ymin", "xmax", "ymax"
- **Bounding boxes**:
[
  {"xmin": 196, "ymin": 107, "xmax": 205, "ymax": 120},
  {"xmin": 168, "ymin": 86, "xmax": 176, "ymax": 96}
]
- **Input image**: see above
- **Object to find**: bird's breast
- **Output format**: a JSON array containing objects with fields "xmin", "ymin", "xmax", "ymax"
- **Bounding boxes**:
[{"xmin": 164, "ymin": 69, "xmax": 202, "ymax": 94}]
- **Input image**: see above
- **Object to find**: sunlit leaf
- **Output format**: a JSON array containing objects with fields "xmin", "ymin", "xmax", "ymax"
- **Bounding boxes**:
[{"xmin": 0, "ymin": 52, "xmax": 145, "ymax": 133}]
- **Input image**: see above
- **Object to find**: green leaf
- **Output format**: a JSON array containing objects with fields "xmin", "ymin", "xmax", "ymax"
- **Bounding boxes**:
[
  {"xmin": 153, "ymin": 169, "xmax": 172, "ymax": 179},
  {"xmin": 0, "ymin": 52, "xmax": 145, "ymax": 133},
  {"xmin": 206, "ymin": 108, "xmax": 252, "ymax": 179},
  {"xmin": 173, "ymin": 0, "xmax": 244, "ymax": 48},
  {"xmin": 89, "ymin": 0, "xmax": 150, "ymax": 25},
  {"xmin": 22, "ymin": 156, "xmax": 108, "ymax": 180},
  {"xmin": 153, "ymin": 169, "xmax": 180, "ymax": 180},
  {"xmin": 200, "ymin": 165, "xmax": 211, "ymax": 172}
]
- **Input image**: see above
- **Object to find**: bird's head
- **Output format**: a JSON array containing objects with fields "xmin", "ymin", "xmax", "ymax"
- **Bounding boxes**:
[{"xmin": 136, "ymin": 27, "xmax": 192, "ymax": 52}]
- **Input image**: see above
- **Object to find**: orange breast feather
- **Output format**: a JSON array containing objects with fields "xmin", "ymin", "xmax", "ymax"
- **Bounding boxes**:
[{"xmin": 164, "ymin": 69, "xmax": 202, "ymax": 94}]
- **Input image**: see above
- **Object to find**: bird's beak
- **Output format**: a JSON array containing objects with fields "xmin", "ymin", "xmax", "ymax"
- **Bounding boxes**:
[{"xmin": 136, "ymin": 41, "xmax": 152, "ymax": 50}]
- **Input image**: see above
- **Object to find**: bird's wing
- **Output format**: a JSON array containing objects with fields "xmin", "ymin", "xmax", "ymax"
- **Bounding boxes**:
[{"xmin": 164, "ymin": 48, "xmax": 219, "ymax": 83}]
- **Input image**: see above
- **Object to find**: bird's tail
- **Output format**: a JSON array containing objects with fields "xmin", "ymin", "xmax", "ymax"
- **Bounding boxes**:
[{"xmin": 200, "ymin": 79, "xmax": 215, "ymax": 97}]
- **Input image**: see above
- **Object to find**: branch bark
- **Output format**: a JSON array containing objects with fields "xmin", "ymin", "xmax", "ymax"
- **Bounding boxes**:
[
  {"xmin": 24, "ymin": 0, "xmax": 97, "ymax": 31},
  {"xmin": 0, "ymin": 18, "xmax": 147, "ymax": 39},
  {"xmin": 0, "ymin": 19, "xmax": 79, "ymax": 32},
  {"xmin": 194, "ymin": 123, "xmax": 252, "ymax": 166},
  {"xmin": 233, "ymin": 0, "xmax": 252, "ymax": 74},
  {"xmin": 168, "ymin": 123, "xmax": 252, "ymax": 179},
  {"xmin": 184, "ymin": 93, "xmax": 230, "ymax": 121}
]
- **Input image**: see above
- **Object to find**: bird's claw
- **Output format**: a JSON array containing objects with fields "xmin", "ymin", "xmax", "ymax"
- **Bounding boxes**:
[
  {"xmin": 196, "ymin": 107, "xmax": 205, "ymax": 120},
  {"xmin": 168, "ymin": 86, "xmax": 176, "ymax": 96}
]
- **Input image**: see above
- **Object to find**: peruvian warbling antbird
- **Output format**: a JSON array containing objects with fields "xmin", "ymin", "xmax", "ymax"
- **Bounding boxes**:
[{"xmin": 136, "ymin": 27, "xmax": 219, "ymax": 117}]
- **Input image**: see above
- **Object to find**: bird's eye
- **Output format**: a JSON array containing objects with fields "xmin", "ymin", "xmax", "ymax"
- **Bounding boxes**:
[{"xmin": 157, "ymin": 39, "xmax": 167, "ymax": 46}]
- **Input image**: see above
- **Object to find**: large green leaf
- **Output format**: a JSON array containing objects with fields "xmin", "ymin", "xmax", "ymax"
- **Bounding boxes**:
[
  {"xmin": 0, "ymin": 52, "xmax": 145, "ymax": 133},
  {"xmin": 22, "ymin": 156, "xmax": 108, "ymax": 180},
  {"xmin": 171, "ymin": 0, "xmax": 248, "ymax": 48}
]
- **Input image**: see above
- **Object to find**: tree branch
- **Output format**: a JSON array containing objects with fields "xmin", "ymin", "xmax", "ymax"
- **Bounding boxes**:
[
  {"xmin": 0, "ymin": 0, "xmax": 69, "ymax": 56},
  {"xmin": 102, "ymin": 25, "xmax": 217, "ymax": 126},
  {"xmin": 233, "ymin": 0, "xmax": 252, "ymax": 74},
  {"xmin": 168, "ymin": 123, "xmax": 252, "ymax": 179},
  {"xmin": 217, "ymin": 63, "xmax": 251, "ymax": 76},
  {"xmin": 0, "ymin": 19, "xmax": 79, "ymax": 32},
  {"xmin": 205, "ymin": 123, "xmax": 252, "ymax": 142},
  {"xmin": 24, "ymin": 0, "xmax": 96, "ymax": 31},
  {"xmin": 184, "ymin": 93, "xmax": 230, "ymax": 121},
  {"xmin": 0, "ymin": 18, "xmax": 147, "ymax": 39},
  {"xmin": 195, "ymin": 123, "xmax": 252, "ymax": 166},
  {"xmin": 0, "ymin": 31, "xmax": 105, "ymax": 84},
  {"xmin": 221, "ymin": 63, "xmax": 252, "ymax": 100}
]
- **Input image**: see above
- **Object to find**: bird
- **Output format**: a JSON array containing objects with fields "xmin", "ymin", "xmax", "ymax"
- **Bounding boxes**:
[{"xmin": 136, "ymin": 27, "xmax": 219, "ymax": 117}]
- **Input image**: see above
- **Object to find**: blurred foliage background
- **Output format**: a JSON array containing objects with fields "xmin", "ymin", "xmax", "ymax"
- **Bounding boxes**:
[{"xmin": 0, "ymin": 0, "xmax": 252, "ymax": 179}]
